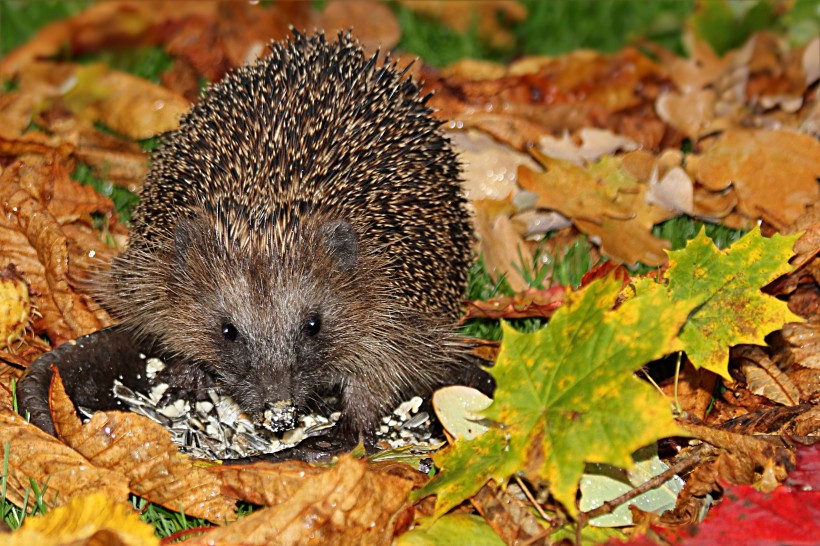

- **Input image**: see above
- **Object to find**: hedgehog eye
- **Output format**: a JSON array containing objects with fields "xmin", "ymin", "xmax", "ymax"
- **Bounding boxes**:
[
  {"xmin": 221, "ymin": 322, "xmax": 239, "ymax": 342},
  {"xmin": 303, "ymin": 313, "xmax": 322, "ymax": 337}
]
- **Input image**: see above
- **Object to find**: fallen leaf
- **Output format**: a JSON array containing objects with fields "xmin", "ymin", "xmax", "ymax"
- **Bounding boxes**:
[
  {"xmin": 0, "ymin": 264, "xmax": 31, "ymax": 351},
  {"xmin": 690, "ymin": 129, "xmax": 820, "ymax": 228},
  {"xmin": 6, "ymin": 492, "xmax": 158, "ymax": 546},
  {"xmin": 735, "ymin": 345, "xmax": 801, "ymax": 406},
  {"xmin": 448, "ymin": 129, "xmax": 539, "ymax": 202},
  {"xmin": 463, "ymin": 286, "xmax": 566, "ymax": 320},
  {"xmin": 187, "ymin": 456, "xmax": 413, "ymax": 546},
  {"xmin": 49, "ymin": 368, "xmax": 238, "ymax": 524},
  {"xmin": 538, "ymin": 128, "xmax": 638, "ymax": 164},
  {"xmin": 417, "ymin": 276, "xmax": 693, "ymax": 516},
  {"xmin": 0, "ymin": 411, "xmax": 129, "ymax": 509},
  {"xmin": 62, "ymin": 63, "xmax": 190, "ymax": 140},
  {"xmin": 664, "ymin": 227, "xmax": 802, "ymax": 378},
  {"xmin": 398, "ymin": 513, "xmax": 505, "ymax": 546},
  {"xmin": 473, "ymin": 200, "xmax": 533, "ymax": 292},
  {"xmin": 0, "ymin": 162, "xmax": 110, "ymax": 343}
]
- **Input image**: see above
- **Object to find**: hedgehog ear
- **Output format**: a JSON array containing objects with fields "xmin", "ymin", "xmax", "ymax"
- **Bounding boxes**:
[
  {"xmin": 321, "ymin": 220, "xmax": 358, "ymax": 272},
  {"xmin": 173, "ymin": 217, "xmax": 196, "ymax": 264}
]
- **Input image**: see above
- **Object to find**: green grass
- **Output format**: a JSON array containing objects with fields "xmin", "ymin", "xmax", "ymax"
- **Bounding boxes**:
[
  {"xmin": 0, "ymin": 0, "xmax": 91, "ymax": 55},
  {"xmin": 395, "ymin": 0, "xmax": 697, "ymax": 66}
]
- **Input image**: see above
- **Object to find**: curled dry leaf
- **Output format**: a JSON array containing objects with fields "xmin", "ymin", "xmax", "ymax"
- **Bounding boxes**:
[
  {"xmin": 0, "ymin": 162, "xmax": 110, "ymax": 344},
  {"xmin": 49, "ymin": 368, "xmax": 238, "ymax": 524},
  {"xmin": 0, "ymin": 411, "xmax": 129, "ymax": 509},
  {"xmin": 463, "ymin": 286, "xmax": 566, "ymax": 321},
  {"xmin": 473, "ymin": 200, "xmax": 532, "ymax": 292},
  {"xmin": 189, "ymin": 456, "xmax": 414, "ymax": 546},
  {"xmin": 681, "ymin": 423, "xmax": 795, "ymax": 490},
  {"xmin": 735, "ymin": 345, "xmax": 801, "ymax": 407},
  {"xmin": 6, "ymin": 492, "xmax": 158, "ymax": 546},
  {"xmin": 471, "ymin": 481, "xmax": 549, "ymax": 546}
]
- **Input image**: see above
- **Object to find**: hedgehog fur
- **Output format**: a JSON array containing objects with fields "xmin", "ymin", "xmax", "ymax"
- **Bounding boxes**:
[{"xmin": 100, "ymin": 30, "xmax": 473, "ymax": 437}]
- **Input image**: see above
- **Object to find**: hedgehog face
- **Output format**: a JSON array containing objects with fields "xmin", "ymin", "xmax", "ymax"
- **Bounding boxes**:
[{"xmin": 157, "ymin": 212, "xmax": 366, "ymax": 425}]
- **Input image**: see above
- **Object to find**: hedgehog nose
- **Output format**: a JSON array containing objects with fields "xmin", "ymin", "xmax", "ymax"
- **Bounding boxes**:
[{"xmin": 259, "ymin": 400, "xmax": 298, "ymax": 433}]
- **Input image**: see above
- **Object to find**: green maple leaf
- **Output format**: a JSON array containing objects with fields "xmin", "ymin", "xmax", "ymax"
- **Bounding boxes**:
[
  {"xmin": 415, "ymin": 276, "xmax": 694, "ymax": 516},
  {"xmin": 664, "ymin": 226, "xmax": 802, "ymax": 378}
]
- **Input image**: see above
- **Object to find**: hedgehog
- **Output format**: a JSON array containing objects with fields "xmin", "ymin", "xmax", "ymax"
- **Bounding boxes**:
[{"xmin": 98, "ymin": 30, "xmax": 474, "ymax": 439}]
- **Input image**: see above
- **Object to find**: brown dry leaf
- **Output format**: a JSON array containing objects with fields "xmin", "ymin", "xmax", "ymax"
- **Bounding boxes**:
[
  {"xmin": 6, "ymin": 492, "xmax": 159, "ymax": 546},
  {"xmin": 36, "ymin": 105, "xmax": 148, "ymax": 193},
  {"xmin": 318, "ymin": 0, "xmax": 401, "ymax": 55},
  {"xmin": 463, "ymin": 286, "xmax": 566, "ymax": 321},
  {"xmin": 660, "ymin": 362, "xmax": 719, "ymax": 422},
  {"xmin": 0, "ymin": 1, "xmax": 217, "ymax": 81},
  {"xmin": 690, "ymin": 129, "xmax": 820, "ymax": 229},
  {"xmin": 13, "ymin": 152, "xmax": 114, "ymax": 224},
  {"xmin": 210, "ymin": 460, "xmax": 327, "ymax": 507},
  {"xmin": 471, "ymin": 481, "xmax": 549, "ymax": 545},
  {"xmin": 473, "ymin": 199, "xmax": 532, "ymax": 292},
  {"xmin": 49, "ymin": 368, "xmax": 238, "ymax": 524},
  {"xmin": 735, "ymin": 345, "xmax": 801, "ymax": 407},
  {"xmin": 517, "ymin": 154, "xmax": 633, "ymax": 224},
  {"xmin": 62, "ymin": 63, "xmax": 190, "ymax": 140},
  {"xmin": 426, "ymin": 47, "xmax": 673, "ymax": 152},
  {"xmin": 519, "ymin": 151, "xmax": 673, "ymax": 266},
  {"xmin": 681, "ymin": 423, "xmax": 794, "ymax": 491},
  {"xmin": 0, "ymin": 411, "xmax": 129, "ymax": 508},
  {"xmin": 779, "ymin": 320, "xmax": 820, "ymax": 370},
  {"xmin": 0, "ymin": 162, "xmax": 110, "ymax": 343},
  {"xmin": 399, "ymin": 0, "xmax": 527, "ymax": 49},
  {"xmin": 188, "ymin": 455, "xmax": 413, "ymax": 546}
]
